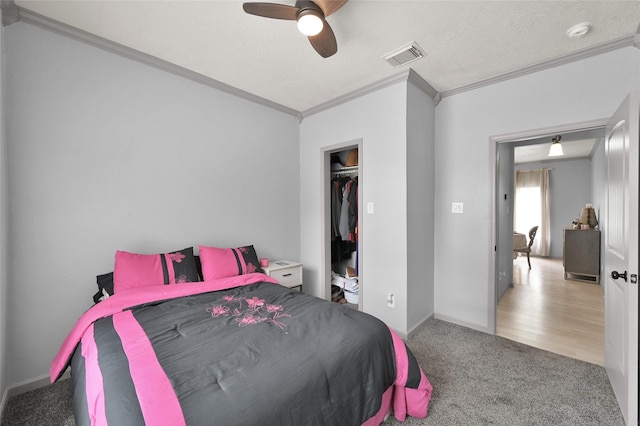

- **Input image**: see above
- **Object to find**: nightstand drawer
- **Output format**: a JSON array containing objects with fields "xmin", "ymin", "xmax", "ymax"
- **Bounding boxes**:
[
  {"xmin": 262, "ymin": 261, "xmax": 303, "ymax": 290},
  {"xmin": 270, "ymin": 266, "xmax": 302, "ymax": 288}
]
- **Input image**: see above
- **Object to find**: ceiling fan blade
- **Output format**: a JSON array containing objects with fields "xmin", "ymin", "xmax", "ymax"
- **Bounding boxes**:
[
  {"xmin": 307, "ymin": 20, "xmax": 337, "ymax": 58},
  {"xmin": 313, "ymin": 0, "xmax": 348, "ymax": 17},
  {"xmin": 242, "ymin": 2, "xmax": 299, "ymax": 20}
]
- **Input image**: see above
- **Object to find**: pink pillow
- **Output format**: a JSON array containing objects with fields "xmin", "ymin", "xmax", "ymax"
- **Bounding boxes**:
[
  {"xmin": 113, "ymin": 247, "xmax": 200, "ymax": 293},
  {"xmin": 198, "ymin": 245, "xmax": 263, "ymax": 281}
]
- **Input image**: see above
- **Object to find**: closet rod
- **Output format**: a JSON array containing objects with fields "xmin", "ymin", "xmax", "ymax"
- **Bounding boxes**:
[{"xmin": 331, "ymin": 166, "xmax": 358, "ymax": 177}]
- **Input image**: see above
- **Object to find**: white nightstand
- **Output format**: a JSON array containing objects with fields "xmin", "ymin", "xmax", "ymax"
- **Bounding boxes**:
[{"xmin": 262, "ymin": 261, "xmax": 303, "ymax": 291}]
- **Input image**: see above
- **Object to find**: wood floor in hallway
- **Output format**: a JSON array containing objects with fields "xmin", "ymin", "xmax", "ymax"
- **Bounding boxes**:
[{"xmin": 497, "ymin": 256, "xmax": 604, "ymax": 366}]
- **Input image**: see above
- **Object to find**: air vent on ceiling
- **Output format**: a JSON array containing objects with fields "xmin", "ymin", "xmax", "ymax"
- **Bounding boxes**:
[{"xmin": 383, "ymin": 41, "xmax": 425, "ymax": 67}]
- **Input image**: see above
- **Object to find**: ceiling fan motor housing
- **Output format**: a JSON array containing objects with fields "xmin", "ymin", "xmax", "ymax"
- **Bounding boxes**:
[{"xmin": 295, "ymin": 0, "xmax": 325, "ymax": 19}]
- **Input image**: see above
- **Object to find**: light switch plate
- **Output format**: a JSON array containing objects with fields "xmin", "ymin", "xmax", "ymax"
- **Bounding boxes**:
[
  {"xmin": 367, "ymin": 202, "xmax": 374, "ymax": 214},
  {"xmin": 451, "ymin": 202, "xmax": 464, "ymax": 214}
]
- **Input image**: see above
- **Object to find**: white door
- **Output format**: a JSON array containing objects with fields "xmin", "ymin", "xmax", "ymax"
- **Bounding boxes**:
[{"xmin": 604, "ymin": 93, "xmax": 638, "ymax": 425}]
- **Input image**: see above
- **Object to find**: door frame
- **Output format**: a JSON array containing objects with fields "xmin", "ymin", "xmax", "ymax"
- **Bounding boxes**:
[
  {"xmin": 489, "ymin": 118, "xmax": 608, "ymax": 333},
  {"xmin": 320, "ymin": 139, "xmax": 363, "ymax": 307}
]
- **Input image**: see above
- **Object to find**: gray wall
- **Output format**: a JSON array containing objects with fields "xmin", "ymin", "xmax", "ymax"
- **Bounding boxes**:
[
  {"xmin": 299, "ymin": 81, "xmax": 407, "ymax": 332},
  {"xmin": 496, "ymin": 143, "xmax": 514, "ymax": 301},
  {"xmin": 0, "ymin": 11, "xmax": 8, "ymax": 403},
  {"xmin": 515, "ymin": 158, "xmax": 593, "ymax": 259},
  {"xmin": 406, "ymin": 81, "xmax": 435, "ymax": 332},
  {"xmin": 434, "ymin": 46, "xmax": 639, "ymax": 331},
  {"xmin": 590, "ymin": 139, "xmax": 606, "ymax": 278},
  {"xmin": 299, "ymin": 80, "xmax": 435, "ymax": 336},
  {"xmin": 5, "ymin": 22, "xmax": 300, "ymax": 385}
]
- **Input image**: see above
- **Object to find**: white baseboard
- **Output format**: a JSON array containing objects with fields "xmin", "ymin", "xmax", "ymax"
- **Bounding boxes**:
[
  {"xmin": 0, "ymin": 386, "xmax": 9, "ymax": 423},
  {"xmin": 1, "ymin": 370, "xmax": 71, "ymax": 412},
  {"xmin": 2, "ymin": 373, "xmax": 50, "ymax": 422},
  {"xmin": 407, "ymin": 313, "xmax": 433, "ymax": 339},
  {"xmin": 388, "ymin": 314, "xmax": 434, "ymax": 341},
  {"xmin": 433, "ymin": 313, "xmax": 490, "ymax": 334}
]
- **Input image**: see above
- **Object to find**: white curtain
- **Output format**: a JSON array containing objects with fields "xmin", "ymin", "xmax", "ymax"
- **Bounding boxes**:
[{"xmin": 514, "ymin": 168, "xmax": 550, "ymax": 256}]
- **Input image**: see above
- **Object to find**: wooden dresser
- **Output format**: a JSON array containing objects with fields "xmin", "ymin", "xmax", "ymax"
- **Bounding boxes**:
[{"xmin": 563, "ymin": 228, "xmax": 601, "ymax": 283}]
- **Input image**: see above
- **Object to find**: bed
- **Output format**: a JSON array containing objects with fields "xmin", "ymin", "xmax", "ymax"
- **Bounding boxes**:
[{"xmin": 50, "ymin": 245, "xmax": 432, "ymax": 425}]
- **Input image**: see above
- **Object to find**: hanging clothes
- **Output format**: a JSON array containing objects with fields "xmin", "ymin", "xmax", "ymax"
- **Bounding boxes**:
[
  {"xmin": 339, "ymin": 179, "xmax": 351, "ymax": 241},
  {"xmin": 331, "ymin": 175, "xmax": 358, "ymax": 264},
  {"xmin": 331, "ymin": 179, "xmax": 344, "ymax": 240},
  {"xmin": 347, "ymin": 177, "xmax": 358, "ymax": 242}
]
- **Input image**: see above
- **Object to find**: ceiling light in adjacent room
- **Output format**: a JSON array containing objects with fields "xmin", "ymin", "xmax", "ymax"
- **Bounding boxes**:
[
  {"xmin": 566, "ymin": 22, "xmax": 591, "ymax": 38},
  {"xmin": 548, "ymin": 135, "xmax": 564, "ymax": 157}
]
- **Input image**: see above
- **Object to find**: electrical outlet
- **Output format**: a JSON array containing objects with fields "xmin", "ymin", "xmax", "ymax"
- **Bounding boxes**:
[
  {"xmin": 451, "ymin": 202, "xmax": 464, "ymax": 214},
  {"xmin": 387, "ymin": 292, "xmax": 395, "ymax": 308}
]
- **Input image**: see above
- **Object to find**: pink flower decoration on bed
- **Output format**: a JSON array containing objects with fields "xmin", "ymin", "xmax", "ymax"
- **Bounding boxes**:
[
  {"xmin": 207, "ymin": 294, "xmax": 290, "ymax": 329},
  {"xmin": 266, "ymin": 304, "xmax": 283, "ymax": 313},
  {"xmin": 207, "ymin": 305, "xmax": 230, "ymax": 317},
  {"xmin": 246, "ymin": 263, "xmax": 257, "ymax": 273},
  {"xmin": 246, "ymin": 297, "xmax": 265, "ymax": 309},
  {"xmin": 169, "ymin": 252, "xmax": 186, "ymax": 263},
  {"xmin": 237, "ymin": 314, "xmax": 265, "ymax": 327}
]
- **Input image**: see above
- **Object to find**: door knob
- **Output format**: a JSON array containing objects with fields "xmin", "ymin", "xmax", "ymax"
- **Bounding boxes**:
[{"xmin": 611, "ymin": 270, "xmax": 628, "ymax": 282}]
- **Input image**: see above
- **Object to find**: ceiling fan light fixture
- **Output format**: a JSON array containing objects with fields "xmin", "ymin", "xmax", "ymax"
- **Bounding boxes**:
[
  {"xmin": 548, "ymin": 135, "xmax": 564, "ymax": 157},
  {"xmin": 297, "ymin": 10, "xmax": 323, "ymax": 36}
]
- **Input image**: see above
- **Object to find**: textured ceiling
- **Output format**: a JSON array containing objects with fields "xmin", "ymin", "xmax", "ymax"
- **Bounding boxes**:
[
  {"xmin": 514, "ymin": 139, "xmax": 598, "ymax": 164},
  {"xmin": 512, "ymin": 126, "xmax": 604, "ymax": 163},
  {"xmin": 10, "ymin": 0, "xmax": 640, "ymax": 113}
]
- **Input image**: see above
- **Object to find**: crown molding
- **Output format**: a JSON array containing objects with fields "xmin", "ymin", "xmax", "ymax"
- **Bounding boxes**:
[
  {"xmin": 17, "ymin": 7, "xmax": 299, "ymax": 118},
  {"xmin": 440, "ymin": 33, "xmax": 638, "ymax": 99},
  {"xmin": 407, "ymin": 68, "xmax": 439, "ymax": 102},
  {"xmin": 299, "ymin": 70, "xmax": 411, "ymax": 120},
  {"xmin": 0, "ymin": 0, "xmax": 19, "ymax": 26},
  {"xmin": 299, "ymin": 69, "xmax": 439, "ymax": 120}
]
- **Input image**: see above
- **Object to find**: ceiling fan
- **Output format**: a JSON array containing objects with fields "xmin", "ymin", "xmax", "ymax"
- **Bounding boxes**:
[{"xmin": 242, "ymin": 0, "xmax": 348, "ymax": 58}]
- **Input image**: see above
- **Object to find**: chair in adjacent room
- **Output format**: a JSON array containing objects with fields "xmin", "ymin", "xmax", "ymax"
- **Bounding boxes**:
[{"xmin": 515, "ymin": 225, "xmax": 538, "ymax": 270}]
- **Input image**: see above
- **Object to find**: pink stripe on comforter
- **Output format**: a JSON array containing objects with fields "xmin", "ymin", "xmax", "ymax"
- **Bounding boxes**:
[
  {"xmin": 80, "ymin": 324, "xmax": 107, "ymax": 426},
  {"xmin": 388, "ymin": 328, "xmax": 432, "ymax": 420},
  {"xmin": 50, "ymin": 273, "xmax": 279, "ymax": 382},
  {"xmin": 113, "ymin": 311, "xmax": 185, "ymax": 426},
  {"xmin": 361, "ymin": 327, "xmax": 432, "ymax": 424}
]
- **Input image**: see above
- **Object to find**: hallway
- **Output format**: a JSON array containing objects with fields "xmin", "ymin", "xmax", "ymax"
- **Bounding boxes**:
[{"xmin": 497, "ymin": 256, "xmax": 604, "ymax": 365}]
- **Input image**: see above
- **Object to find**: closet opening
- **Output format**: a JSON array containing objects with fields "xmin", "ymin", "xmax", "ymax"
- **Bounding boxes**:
[{"xmin": 321, "ymin": 140, "xmax": 362, "ymax": 311}]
